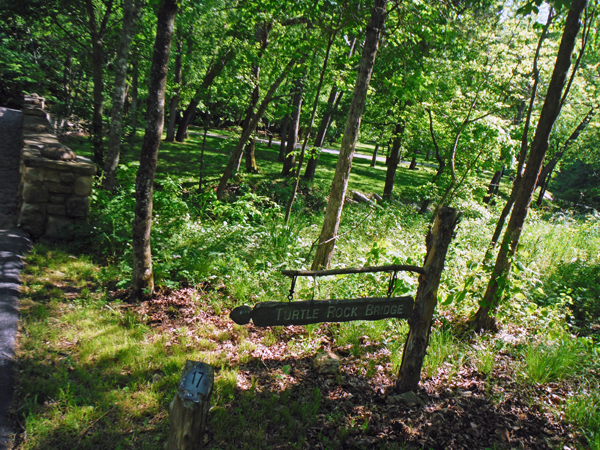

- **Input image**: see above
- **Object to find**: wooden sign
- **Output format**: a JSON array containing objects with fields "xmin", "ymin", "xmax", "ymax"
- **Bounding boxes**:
[{"xmin": 230, "ymin": 297, "xmax": 414, "ymax": 327}]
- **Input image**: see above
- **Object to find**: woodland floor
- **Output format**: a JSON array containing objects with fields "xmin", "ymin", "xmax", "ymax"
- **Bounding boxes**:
[{"xmin": 130, "ymin": 287, "xmax": 589, "ymax": 450}]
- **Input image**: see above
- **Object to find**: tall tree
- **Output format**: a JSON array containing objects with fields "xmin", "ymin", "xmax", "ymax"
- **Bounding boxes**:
[
  {"xmin": 102, "ymin": 0, "xmax": 145, "ymax": 191},
  {"xmin": 311, "ymin": 0, "xmax": 387, "ymax": 270},
  {"xmin": 165, "ymin": 30, "xmax": 183, "ymax": 142},
  {"xmin": 469, "ymin": 0, "xmax": 589, "ymax": 331},
  {"xmin": 131, "ymin": 0, "xmax": 178, "ymax": 298},
  {"xmin": 235, "ymin": 20, "xmax": 274, "ymax": 174},
  {"xmin": 382, "ymin": 118, "xmax": 406, "ymax": 199},
  {"xmin": 281, "ymin": 72, "xmax": 305, "ymax": 176},
  {"xmin": 85, "ymin": 0, "xmax": 115, "ymax": 166},
  {"xmin": 175, "ymin": 46, "xmax": 235, "ymax": 142},
  {"xmin": 216, "ymin": 57, "xmax": 298, "ymax": 200},
  {"xmin": 536, "ymin": 106, "xmax": 596, "ymax": 205},
  {"xmin": 304, "ymin": 37, "xmax": 357, "ymax": 181}
]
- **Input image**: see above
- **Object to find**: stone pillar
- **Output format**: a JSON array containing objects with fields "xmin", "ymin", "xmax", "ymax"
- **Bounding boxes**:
[{"xmin": 18, "ymin": 94, "xmax": 96, "ymax": 239}]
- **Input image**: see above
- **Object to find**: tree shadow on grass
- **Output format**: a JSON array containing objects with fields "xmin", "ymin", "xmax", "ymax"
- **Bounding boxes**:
[{"xmin": 206, "ymin": 354, "xmax": 575, "ymax": 450}]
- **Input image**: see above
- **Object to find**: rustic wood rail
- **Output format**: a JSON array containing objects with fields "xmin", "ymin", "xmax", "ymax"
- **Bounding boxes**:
[{"xmin": 281, "ymin": 264, "xmax": 425, "ymax": 277}]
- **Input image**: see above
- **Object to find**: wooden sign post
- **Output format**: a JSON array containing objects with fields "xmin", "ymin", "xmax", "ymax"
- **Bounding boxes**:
[
  {"xmin": 231, "ymin": 297, "xmax": 414, "ymax": 327},
  {"xmin": 167, "ymin": 360, "xmax": 214, "ymax": 450}
]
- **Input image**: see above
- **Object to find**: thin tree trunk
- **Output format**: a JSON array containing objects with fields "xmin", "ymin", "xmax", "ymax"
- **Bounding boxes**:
[
  {"xmin": 128, "ymin": 59, "xmax": 139, "ymax": 148},
  {"xmin": 370, "ymin": 142, "xmax": 379, "ymax": 167},
  {"xmin": 383, "ymin": 121, "xmax": 405, "ymax": 199},
  {"xmin": 198, "ymin": 124, "xmax": 208, "ymax": 191},
  {"xmin": 311, "ymin": 0, "xmax": 387, "ymax": 270},
  {"xmin": 304, "ymin": 37, "xmax": 356, "ymax": 181},
  {"xmin": 131, "ymin": 0, "xmax": 178, "ymax": 298},
  {"xmin": 165, "ymin": 33, "xmax": 183, "ymax": 142},
  {"xmin": 285, "ymin": 26, "xmax": 338, "ymax": 225},
  {"xmin": 396, "ymin": 207, "xmax": 461, "ymax": 393},
  {"xmin": 233, "ymin": 22, "xmax": 274, "ymax": 175},
  {"xmin": 428, "ymin": 109, "xmax": 445, "ymax": 178},
  {"xmin": 85, "ymin": 0, "xmax": 114, "ymax": 166},
  {"xmin": 483, "ymin": 168, "xmax": 503, "ymax": 204},
  {"xmin": 175, "ymin": 48, "xmax": 235, "ymax": 142},
  {"xmin": 409, "ymin": 155, "xmax": 417, "ymax": 170},
  {"xmin": 314, "ymin": 86, "xmax": 339, "ymax": 147},
  {"xmin": 103, "ymin": 0, "xmax": 144, "ymax": 190},
  {"xmin": 278, "ymin": 113, "xmax": 290, "ymax": 162},
  {"xmin": 535, "ymin": 106, "xmax": 595, "ymax": 206},
  {"xmin": 245, "ymin": 138, "xmax": 259, "ymax": 173},
  {"xmin": 535, "ymin": 164, "xmax": 555, "ymax": 206},
  {"xmin": 484, "ymin": 10, "xmax": 554, "ymax": 254},
  {"xmin": 304, "ymin": 86, "xmax": 344, "ymax": 180},
  {"xmin": 470, "ymin": 0, "xmax": 587, "ymax": 331},
  {"xmin": 216, "ymin": 57, "xmax": 297, "ymax": 200},
  {"xmin": 91, "ymin": 38, "xmax": 105, "ymax": 165},
  {"xmin": 282, "ymin": 76, "xmax": 305, "ymax": 176},
  {"xmin": 63, "ymin": 47, "xmax": 73, "ymax": 115}
]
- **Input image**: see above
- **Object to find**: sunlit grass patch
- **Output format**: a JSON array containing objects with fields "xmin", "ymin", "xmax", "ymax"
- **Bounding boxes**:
[
  {"xmin": 423, "ymin": 328, "xmax": 466, "ymax": 379},
  {"xmin": 566, "ymin": 387, "xmax": 600, "ymax": 449},
  {"xmin": 522, "ymin": 336, "xmax": 589, "ymax": 384}
]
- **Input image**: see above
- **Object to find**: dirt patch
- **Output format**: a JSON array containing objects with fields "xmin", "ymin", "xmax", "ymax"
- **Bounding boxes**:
[{"xmin": 132, "ymin": 288, "xmax": 585, "ymax": 449}]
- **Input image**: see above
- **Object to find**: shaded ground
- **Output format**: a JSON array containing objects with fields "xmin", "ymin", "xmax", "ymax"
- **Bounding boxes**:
[
  {"xmin": 132, "ymin": 288, "xmax": 584, "ymax": 450},
  {"xmin": 0, "ymin": 107, "xmax": 31, "ymax": 450},
  {"xmin": 0, "ymin": 107, "xmax": 22, "ymax": 229}
]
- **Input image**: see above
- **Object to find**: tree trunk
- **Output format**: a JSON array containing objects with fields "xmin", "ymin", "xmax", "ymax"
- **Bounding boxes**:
[
  {"xmin": 233, "ymin": 23, "xmax": 273, "ymax": 175},
  {"xmin": 131, "ymin": 0, "xmax": 178, "ymax": 298},
  {"xmin": 102, "ymin": 0, "xmax": 144, "ymax": 191},
  {"xmin": 409, "ymin": 155, "xmax": 417, "ymax": 170},
  {"xmin": 175, "ymin": 48, "xmax": 235, "ymax": 142},
  {"xmin": 396, "ymin": 207, "xmax": 461, "ymax": 393},
  {"xmin": 315, "ymin": 86, "xmax": 339, "ymax": 147},
  {"xmin": 216, "ymin": 57, "xmax": 297, "ymax": 200},
  {"xmin": 383, "ymin": 121, "xmax": 405, "ymax": 199},
  {"xmin": 198, "ymin": 126, "xmax": 208, "ymax": 191},
  {"xmin": 245, "ymin": 138, "xmax": 259, "ymax": 173},
  {"xmin": 84, "ymin": 0, "xmax": 114, "ymax": 166},
  {"xmin": 535, "ymin": 107, "xmax": 595, "ymax": 206},
  {"xmin": 282, "ymin": 76, "xmax": 304, "ymax": 176},
  {"xmin": 370, "ymin": 143, "xmax": 379, "ymax": 167},
  {"xmin": 278, "ymin": 113, "xmax": 290, "ymax": 162},
  {"xmin": 303, "ymin": 87, "xmax": 344, "ymax": 180},
  {"xmin": 483, "ymin": 168, "xmax": 503, "ymax": 204},
  {"xmin": 303, "ymin": 37, "xmax": 356, "ymax": 181},
  {"xmin": 425, "ymin": 109, "xmax": 445, "ymax": 178},
  {"xmin": 535, "ymin": 163, "xmax": 555, "ymax": 206},
  {"xmin": 311, "ymin": 0, "xmax": 387, "ymax": 270},
  {"xmin": 91, "ymin": 37, "xmax": 105, "ymax": 165},
  {"xmin": 165, "ymin": 33, "xmax": 183, "ymax": 142},
  {"xmin": 470, "ymin": 0, "xmax": 587, "ymax": 331},
  {"xmin": 284, "ymin": 28, "xmax": 337, "ymax": 226},
  {"xmin": 128, "ymin": 58, "xmax": 139, "ymax": 148}
]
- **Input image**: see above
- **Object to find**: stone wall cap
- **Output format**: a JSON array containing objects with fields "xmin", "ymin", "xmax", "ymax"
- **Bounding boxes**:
[
  {"xmin": 22, "ymin": 148, "xmax": 96, "ymax": 175},
  {"xmin": 40, "ymin": 143, "xmax": 76, "ymax": 161}
]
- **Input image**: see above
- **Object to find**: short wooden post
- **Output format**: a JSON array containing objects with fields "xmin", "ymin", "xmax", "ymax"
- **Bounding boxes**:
[
  {"xmin": 396, "ymin": 206, "xmax": 461, "ymax": 393},
  {"xmin": 167, "ymin": 360, "xmax": 214, "ymax": 450}
]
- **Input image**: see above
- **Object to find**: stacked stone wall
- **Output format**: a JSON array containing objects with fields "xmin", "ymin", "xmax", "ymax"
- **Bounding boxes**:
[{"xmin": 18, "ymin": 94, "xmax": 96, "ymax": 239}]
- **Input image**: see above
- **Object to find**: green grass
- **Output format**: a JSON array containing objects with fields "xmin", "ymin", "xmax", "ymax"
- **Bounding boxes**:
[
  {"xmin": 566, "ymin": 387, "xmax": 600, "ymax": 449},
  {"xmin": 523, "ymin": 336, "xmax": 589, "ymax": 384}
]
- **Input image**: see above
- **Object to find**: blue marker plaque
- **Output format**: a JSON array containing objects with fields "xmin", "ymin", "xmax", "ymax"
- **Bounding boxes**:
[{"xmin": 178, "ymin": 360, "xmax": 213, "ymax": 403}]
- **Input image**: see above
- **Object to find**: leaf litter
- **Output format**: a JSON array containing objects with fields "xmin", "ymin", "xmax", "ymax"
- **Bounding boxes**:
[{"xmin": 131, "ymin": 287, "xmax": 588, "ymax": 449}]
